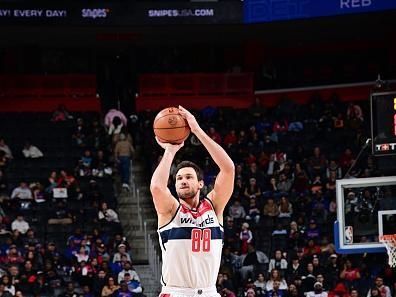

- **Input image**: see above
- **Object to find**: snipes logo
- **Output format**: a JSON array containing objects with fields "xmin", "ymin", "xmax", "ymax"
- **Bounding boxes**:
[{"xmin": 81, "ymin": 8, "xmax": 110, "ymax": 19}]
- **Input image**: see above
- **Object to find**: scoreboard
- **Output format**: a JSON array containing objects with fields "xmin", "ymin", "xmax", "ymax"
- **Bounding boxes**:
[{"xmin": 371, "ymin": 91, "xmax": 396, "ymax": 156}]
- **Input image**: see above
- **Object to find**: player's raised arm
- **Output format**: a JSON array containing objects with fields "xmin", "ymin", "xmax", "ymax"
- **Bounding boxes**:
[
  {"xmin": 150, "ymin": 138, "xmax": 183, "ymax": 216},
  {"xmin": 178, "ymin": 106, "xmax": 235, "ymax": 214}
]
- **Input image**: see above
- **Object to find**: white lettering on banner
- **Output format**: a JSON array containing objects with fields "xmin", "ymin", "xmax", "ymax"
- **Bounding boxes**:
[
  {"xmin": 375, "ymin": 143, "xmax": 396, "ymax": 151},
  {"xmin": 14, "ymin": 10, "xmax": 43, "ymax": 17},
  {"xmin": 81, "ymin": 8, "xmax": 109, "ymax": 19},
  {"xmin": 148, "ymin": 8, "xmax": 214, "ymax": 18},
  {"xmin": 46, "ymin": 10, "xmax": 67, "ymax": 17},
  {"xmin": 0, "ymin": 10, "xmax": 11, "ymax": 17},
  {"xmin": 340, "ymin": 0, "xmax": 372, "ymax": 9}
]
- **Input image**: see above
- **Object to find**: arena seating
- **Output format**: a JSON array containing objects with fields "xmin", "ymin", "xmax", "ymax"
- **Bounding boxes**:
[
  {"xmin": 142, "ymin": 97, "xmax": 392, "ymax": 297},
  {"xmin": 0, "ymin": 112, "xmax": 133, "ymax": 296}
]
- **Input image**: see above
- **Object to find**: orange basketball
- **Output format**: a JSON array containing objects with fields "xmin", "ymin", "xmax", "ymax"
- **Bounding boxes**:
[{"xmin": 153, "ymin": 107, "xmax": 190, "ymax": 144}]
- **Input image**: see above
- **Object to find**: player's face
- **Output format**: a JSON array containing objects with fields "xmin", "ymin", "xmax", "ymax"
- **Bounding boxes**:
[{"xmin": 175, "ymin": 167, "xmax": 203, "ymax": 200}]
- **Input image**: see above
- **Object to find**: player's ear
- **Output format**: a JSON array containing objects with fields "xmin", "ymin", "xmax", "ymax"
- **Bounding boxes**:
[{"xmin": 198, "ymin": 180, "xmax": 204, "ymax": 189}]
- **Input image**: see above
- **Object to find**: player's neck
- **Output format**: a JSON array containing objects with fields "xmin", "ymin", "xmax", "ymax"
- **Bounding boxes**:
[{"xmin": 180, "ymin": 195, "xmax": 200, "ymax": 210}]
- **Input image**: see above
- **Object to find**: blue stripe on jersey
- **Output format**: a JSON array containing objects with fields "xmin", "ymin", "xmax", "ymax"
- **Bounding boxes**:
[{"xmin": 160, "ymin": 226, "xmax": 223, "ymax": 245}]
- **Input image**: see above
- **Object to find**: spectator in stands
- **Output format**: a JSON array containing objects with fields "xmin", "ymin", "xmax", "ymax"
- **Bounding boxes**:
[
  {"xmin": 223, "ymin": 217, "xmax": 239, "ymax": 251},
  {"xmin": 287, "ymin": 256, "xmax": 303, "ymax": 282},
  {"xmin": 11, "ymin": 215, "xmax": 30, "ymax": 235},
  {"xmin": 306, "ymin": 282, "xmax": 328, "ymax": 297},
  {"xmin": 22, "ymin": 140, "xmax": 44, "ymax": 159},
  {"xmin": 112, "ymin": 243, "xmax": 131, "ymax": 263},
  {"xmin": 48, "ymin": 201, "xmax": 74, "ymax": 225},
  {"xmin": 0, "ymin": 169, "xmax": 8, "ymax": 195},
  {"xmin": 45, "ymin": 170, "xmax": 58, "ymax": 193},
  {"xmin": 221, "ymin": 287, "xmax": 237, "ymax": 297},
  {"xmin": 11, "ymin": 182, "xmax": 32, "ymax": 200},
  {"xmin": 267, "ymin": 280, "xmax": 287, "ymax": 297},
  {"xmin": 74, "ymin": 246, "xmax": 89, "ymax": 263},
  {"xmin": 244, "ymin": 178, "xmax": 262, "ymax": 201},
  {"xmin": 1, "ymin": 275, "xmax": 15, "ymax": 296},
  {"xmin": 208, "ymin": 127, "xmax": 222, "ymax": 144},
  {"xmin": 102, "ymin": 276, "xmax": 119, "ymax": 296},
  {"xmin": 0, "ymin": 283, "xmax": 13, "ymax": 297},
  {"xmin": 60, "ymin": 282, "xmax": 79, "ymax": 297},
  {"xmin": 98, "ymin": 202, "xmax": 120, "ymax": 223},
  {"xmin": 51, "ymin": 104, "xmax": 73, "ymax": 122},
  {"xmin": 223, "ymin": 130, "xmax": 238, "ymax": 148},
  {"xmin": 123, "ymin": 272, "xmax": 142, "ymax": 294},
  {"xmin": 0, "ymin": 151, "xmax": 7, "ymax": 169},
  {"xmin": 0, "ymin": 138, "xmax": 13, "ymax": 160},
  {"xmin": 346, "ymin": 102, "xmax": 363, "ymax": 122},
  {"xmin": 31, "ymin": 182, "xmax": 46, "ymax": 203},
  {"xmin": 254, "ymin": 273, "xmax": 266, "ymax": 293},
  {"xmin": 57, "ymin": 170, "xmax": 79, "ymax": 195},
  {"xmin": 307, "ymin": 147, "xmax": 327, "ymax": 179},
  {"xmin": 328, "ymin": 282, "xmax": 349, "ymax": 297},
  {"xmin": 277, "ymin": 174, "xmax": 293, "ymax": 193},
  {"xmin": 301, "ymin": 263, "xmax": 317, "ymax": 293},
  {"xmin": 367, "ymin": 276, "xmax": 391, "ymax": 297},
  {"xmin": 239, "ymin": 244, "xmax": 269, "ymax": 282},
  {"xmin": 77, "ymin": 149, "xmax": 94, "ymax": 177},
  {"xmin": 278, "ymin": 196, "xmax": 293, "ymax": 219},
  {"xmin": 92, "ymin": 150, "xmax": 113, "ymax": 177},
  {"xmin": 113, "ymin": 281, "xmax": 133, "ymax": 297},
  {"xmin": 105, "ymin": 109, "xmax": 127, "ymax": 131},
  {"xmin": 246, "ymin": 198, "xmax": 261, "ymax": 224},
  {"xmin": 263, "ymin": 198, "xmax": 279, "ymax": 219},
  {"xmin": 114, "ymin": 133, "xmax": 135, "ymax": 191},
  {"xmin": 240, "ymin": 222, "xmax": 253, "ymax": 254},
  {"xmin": 229, "ymin": 201, "xmax": 246, "ymax": 222},
  {"xmin": 4, "ymin": 245, "xmax": 24, "ymax": 265},
  {"xmin": 117, "ymin": 261, "xmax": 140, "ymax": 284},
  {"xmin": 306, "ymin": 219, "xmax": 321, "ymax": 241},
  {"xmin": 266, "ymin": 269, "xmax": 288, "ymax": 291},
  {"xmin": 268, "ymin": 250, "xmax": 288, "ymax": 275},
  {"xmin": 339, "ymin": 259, "xmax": 361, "ymax": 290}
]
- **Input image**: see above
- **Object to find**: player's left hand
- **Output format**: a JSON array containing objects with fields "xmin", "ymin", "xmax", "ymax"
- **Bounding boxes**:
[{"xmin": 178, "ymin": 105, "xmax": 200, "ymax": 133}]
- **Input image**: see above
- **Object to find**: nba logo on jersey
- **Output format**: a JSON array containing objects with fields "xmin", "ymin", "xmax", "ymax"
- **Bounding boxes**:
[{"xmin": 345, "ymin": 226, "xmax": 353, "ymax": 244}]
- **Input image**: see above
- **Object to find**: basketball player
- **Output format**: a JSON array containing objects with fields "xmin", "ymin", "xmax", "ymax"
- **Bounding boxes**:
[{"xmin": 150, "ymin": 106, "xmax": 235, "ymax": 297}]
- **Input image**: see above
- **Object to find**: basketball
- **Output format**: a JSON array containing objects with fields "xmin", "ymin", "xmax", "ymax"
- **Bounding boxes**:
[{"xmin": 153, "ymin": 107, "xmax": 190, "ymax": 144}]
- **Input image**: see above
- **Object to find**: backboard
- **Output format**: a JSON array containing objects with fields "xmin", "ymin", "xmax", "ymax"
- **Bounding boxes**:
[{"xmin": 335, "ymin": 176, "xmax": 396, "ymax": 254}]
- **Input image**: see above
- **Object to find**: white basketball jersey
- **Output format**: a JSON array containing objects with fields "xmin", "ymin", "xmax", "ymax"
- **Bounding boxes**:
[{"xmin": 158, "ymin": 198, "xmax": 224, "ymax": 288}]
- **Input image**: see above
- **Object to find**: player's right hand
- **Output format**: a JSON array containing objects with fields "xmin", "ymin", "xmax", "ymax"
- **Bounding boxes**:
[{"xmin": 155, "ymin": 137, "xmax": 184, "ymax": 152}]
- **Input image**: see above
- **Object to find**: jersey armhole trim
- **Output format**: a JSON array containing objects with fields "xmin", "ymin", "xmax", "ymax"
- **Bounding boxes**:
[
  {"xmin": 158, "ymin": 203, "xmax": 181, "ymax": 230},
  {"xmin": 204, "ymin": 197, "xmax": 223, "ymax": 228},
  {"xmin": 204, "ymin": 196, "xmax": 216, "ymax": 210}
]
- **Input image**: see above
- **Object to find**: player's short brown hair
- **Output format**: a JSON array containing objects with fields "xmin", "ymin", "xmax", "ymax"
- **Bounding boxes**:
[{"xmin": 174, "ymin": 161, "xmax": 203, "ymax": 181}]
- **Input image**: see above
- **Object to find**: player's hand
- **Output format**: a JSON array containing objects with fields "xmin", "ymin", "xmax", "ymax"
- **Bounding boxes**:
[
  {"xmin": 155, "ymin": 137, "xmax": 184, "ymax": 152},
  {"xmin": 178, "ymin": 105, "xmax": 200, "ymax": 133}
]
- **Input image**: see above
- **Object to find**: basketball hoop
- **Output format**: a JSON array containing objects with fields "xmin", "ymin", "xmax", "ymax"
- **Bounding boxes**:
[{"xmin": 379, "ymin": 234, "xmax": 396, "ymax": 267}]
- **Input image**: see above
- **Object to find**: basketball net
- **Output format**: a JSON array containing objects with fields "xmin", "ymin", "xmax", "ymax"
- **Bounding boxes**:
[{"xmin": 379, "ymin": 235, "xmax": 396, "ymax": 267}]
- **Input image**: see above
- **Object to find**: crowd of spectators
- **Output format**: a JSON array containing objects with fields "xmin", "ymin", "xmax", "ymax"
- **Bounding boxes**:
[
  {"xmin": 0, "ymin": 108, "xmax": 141, "ymax": 297},
  {"xmin": 142, "ymin": 95, "xmax": 395, "ymax": 297}
]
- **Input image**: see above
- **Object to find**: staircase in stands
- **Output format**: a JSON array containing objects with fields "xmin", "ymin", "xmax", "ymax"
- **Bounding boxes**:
[{"xmin": 117, "ymin": 147, "xmax": 161, "ymax": 297}]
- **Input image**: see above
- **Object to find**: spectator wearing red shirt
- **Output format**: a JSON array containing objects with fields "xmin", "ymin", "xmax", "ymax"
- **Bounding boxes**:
[
  {"xmin": 339, "ymin": 148, "xmax": 354, "ymax": 174},
  {"xmin": 304, "ymin": 239, "xmax": 321, "ymax": 257},
  {"xmin": 208, "ymin": 127, "xmax": 222, "ymax": 144},
  {"xmin": 223, "ymin": 130, "xmax": 237, "ymax": 147},
  {"xmin": 339, "ymin": 259, "xmax": 361, "ymax": 290}
]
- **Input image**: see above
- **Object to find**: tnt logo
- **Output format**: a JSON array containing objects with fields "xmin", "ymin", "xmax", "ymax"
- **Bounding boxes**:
[{"xmin": 376, "ymin": 143, "xmax": 396, "ymax": 152}]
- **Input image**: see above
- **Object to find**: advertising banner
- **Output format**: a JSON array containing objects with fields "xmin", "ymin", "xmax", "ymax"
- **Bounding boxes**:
[
  {"xmin": 244, "ymin": 0, "xmax": 396, "ymax": 24},
  {"xmin": 0, "ymin": 2, "xmax": 242, "ymax": 26}
]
